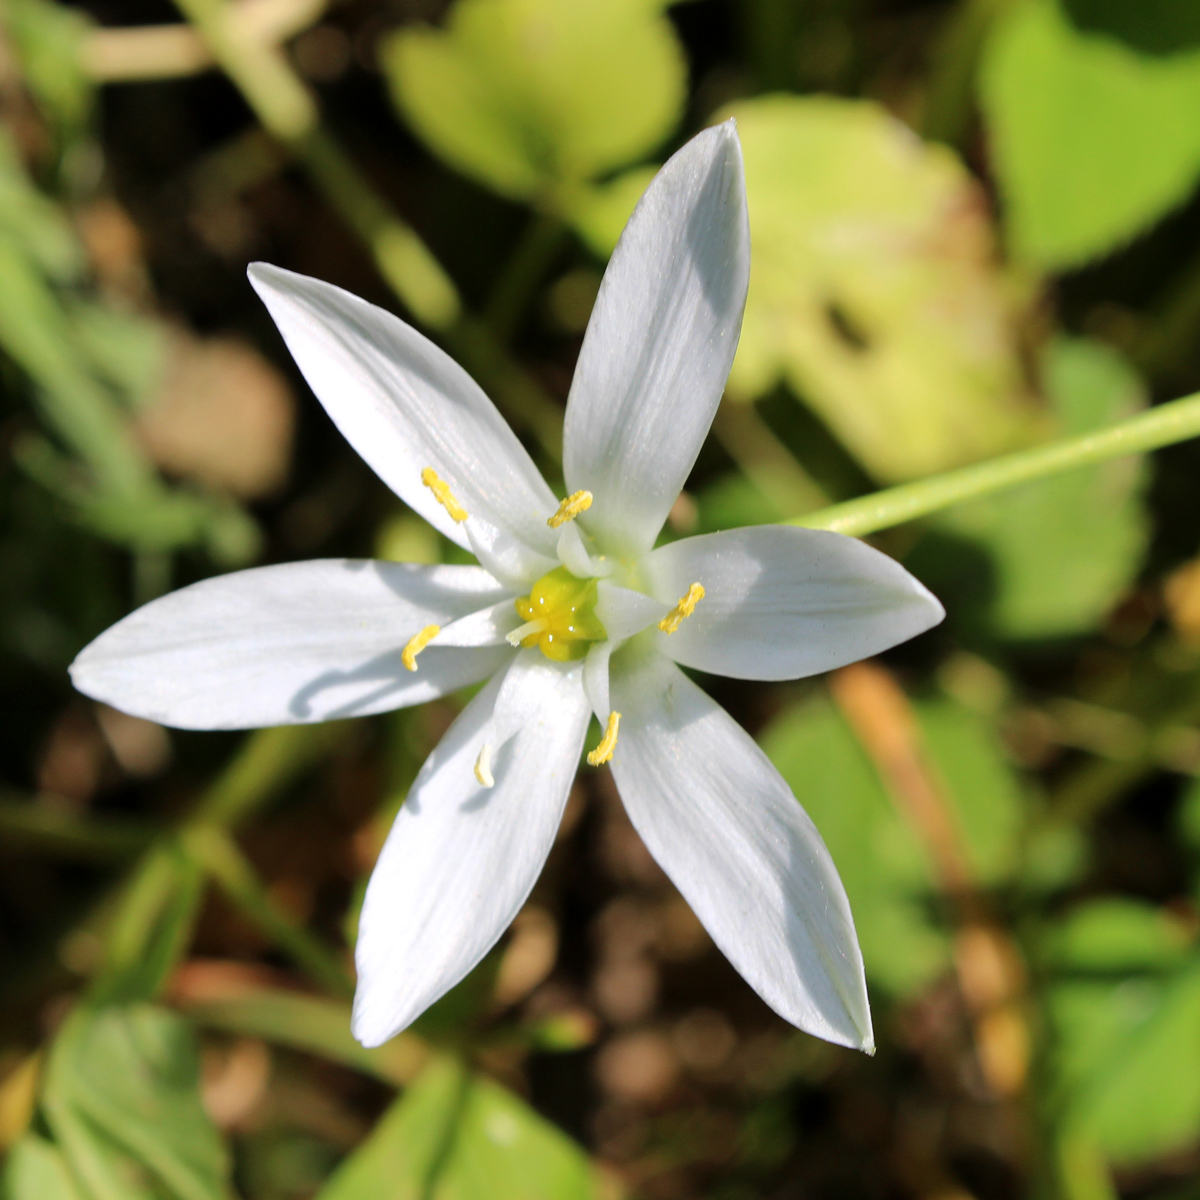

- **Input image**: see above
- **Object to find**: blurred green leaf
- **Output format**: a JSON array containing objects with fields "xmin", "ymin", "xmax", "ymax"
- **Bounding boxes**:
[
  {"xmin": 1040, "ymin": 899, "xmax": 1194, "ymax": 973},
  {"xmin": 0, "ymin": 131, "xmax": 83, "ymax": 281},
  {"xmin": 761, "ymin": 693, "xmax": 1024, "ymax": 997},
  {"xmin": 381, "ymin": 0, "xmax": 685, "ymax": 202},
  {"xmin": 3, "ymin": 1134, "xmax": 87, "ymax": 1200},
  {"xmin": 1049, "ymin": 959, "xmax": 1200, "ymax": 1165},
  {"xmin": 981, "ymin": 0, "xmax": 1200, "ymax": 269},
  {"xmin": 68, "ymin": 303, "xmax": 169, "ymax": 408},
  {"xmin": 0, "ymin": 0, "xmax": 93, "ymax": 139},
  {"xmin": 938, "ymin": 337, "xmax": 1149, "ymax": 639},
  {"xmin": 722, "ymin": 94, "xmax": 1034, "ymax": 484},
  {"xmin": 316, "ymin": 1056, "xmax": 598, "ymax": 1200},
  {"xmin": 43, "ymin": 1005, "xmax": 231, "ymax": 1200}
]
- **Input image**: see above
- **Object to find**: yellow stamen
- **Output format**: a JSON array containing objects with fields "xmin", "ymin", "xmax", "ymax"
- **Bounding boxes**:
[
  {"xmin": 474, "ymin": 743, "xmax": 495, "ymax": 788},
  {"xmin": 401, "ymin": 624, "xmax": 440, "ymax": 671},
  {"xmin": 587, "ymin": 711, "xmax": 621, "ymax": 766},
  {"xmin": 421, "ymin": 467, "xmax": 468, "ymax": 523},
  {"xmin": 658, "ymin": 582, "xmax": 705, "ymax": 634},
  {"xmin": 547, "ymin": 490, "xmax": 593, "ymax": 528}
]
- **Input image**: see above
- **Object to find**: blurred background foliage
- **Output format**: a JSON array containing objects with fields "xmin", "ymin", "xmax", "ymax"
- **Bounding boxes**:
[{"xmin": 6, "ymin": 0, "xmax": 1200, "ymax": 1197}]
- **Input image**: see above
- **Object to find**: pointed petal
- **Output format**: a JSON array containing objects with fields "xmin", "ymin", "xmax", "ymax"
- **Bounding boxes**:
[
  {"xmin": 645, "ymin": 526, "xmax": 944, "ymax": 681},
  {"xmin": 563, "ymin": 121, "xmax": 750, "ymax": 555},
  {"xmin": 249, "ymin": 263, "xmax": 559, "ymax": 553},
  {"xmin": 609, "ymin": 648, "xmax": 873, "ymax": 1051},
  {"xmin": 435, "ymin": 599, "xmax": 520, "ymax": 647},
  {"xmin": 352, "ymin": 652, "xmax": 590, "ymax": 1046},
  {"xmin": 595, "ymin": 581, "xmax": 667, "ymax": 642},
  {"xmin": 70, "ymin": 561, "xmax": 510, "ymax": 730}
]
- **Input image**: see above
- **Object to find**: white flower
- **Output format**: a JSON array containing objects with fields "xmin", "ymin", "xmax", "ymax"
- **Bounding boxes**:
[{"xmin": 70, "ymin": 122, "xmax": 943, "ymax": 1053}]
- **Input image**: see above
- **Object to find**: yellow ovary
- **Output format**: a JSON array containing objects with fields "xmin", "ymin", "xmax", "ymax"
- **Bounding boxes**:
[
  {"xmin": 658, "ymin": 582, "xmax": 705, "ymax": 634},
  {"xmin": 510, "ymin": 567, "xmax": 607, "ymax": 662}
]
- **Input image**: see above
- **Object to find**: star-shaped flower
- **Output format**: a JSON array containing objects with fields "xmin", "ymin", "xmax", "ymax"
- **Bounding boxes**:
[{"xmin": 71, "ymin": 122, "xmax": 943, "ymax": 1053}]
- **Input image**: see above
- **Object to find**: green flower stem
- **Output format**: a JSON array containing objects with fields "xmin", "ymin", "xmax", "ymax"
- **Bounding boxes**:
[
  {"xmin": 183, "ymin": 825, "xmax": 354, "ymax": 999},
  {"xmin": 178, "ymin": 986, "xmax": 430, "ymax": 1086},
  {"xmin": 93, "ymin": 724, "xmax": 350, "ymax": 1001},
  {"xmin": 713, "ymin": 400, "xmax": 829, "ymax": 518},
  {"xmin": 169, "ymin": 0, "xmax": 564, "ymax": 459},
  {"xmin": 0, "ymin": 794, "xmax": 153, "ymax": 860},
  {"xmin": 791, "ymin": 389, "xmax": 1200, "ymax": 537}
]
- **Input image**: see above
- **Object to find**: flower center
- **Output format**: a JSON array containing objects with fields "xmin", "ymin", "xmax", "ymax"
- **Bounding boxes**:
[{"xmin": 509, "ymin": 567, "xmax": 607, "ymax": 662}]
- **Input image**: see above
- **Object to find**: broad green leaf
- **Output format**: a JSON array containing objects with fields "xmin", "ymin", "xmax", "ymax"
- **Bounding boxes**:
[
  {"xmin": 761, "ymin": 693, "xmax": 1024, "ymax": 998},
  {"xmin": 721, "ymin": 95, "xmax": 1033, "ymax": 483},
  {"xmin": 381, "ymin": 0, "xmax": 685, "ymax": 201},
  {"xmin": 3, "ymin": 1135, "xmax": 86, "ymax": 1200},
  {"xmin": 1048, "ymin": 959, "xmax": 1200, "ymax": 1165},
  {"xmin": 1039, "ymin": 899, "xmax": 1193, "ymax": 973},
  {"xmin": 981, "ymin": 0, "xmax": 1200, "ymax": 269},
  {"xmin": 938, "ymin": 337, "xmax": 1148, "ymax": 639},
  {"xmin": 317, "ymin": 1056, "xmax": 598, "ymax": 1200},
  {"xmin": 43, "ymin": 1005, "xmax": 231, "ymax": 1200}
]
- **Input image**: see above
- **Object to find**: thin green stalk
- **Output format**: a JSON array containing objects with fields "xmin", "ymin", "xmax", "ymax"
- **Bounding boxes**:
[
  {"xmin": 712, "ymin": 400, "xmax": 829, "ymax": 517},
  {"xmin": 792, "ymin": 389, "xmax": 1200, "ymax": 537},
  {"xmin": 183, "ymin": 824, "xmax": 353, "ymax": 999},
  {"xmin": 169, "ymin": 0, "xmax": 565, "ymax": 460},
  {"xmin": 484, "ymin": 212, "xmax": 568, "ymax": 343},
  {"xmin": 922, "ymin": 0, "xmax": 1013, "ymax": 147},
  {"xmin": 91, "ymin": 724, "xmax": 350, "ymax": 1001},
  {"xmin": 0, "ymin": 795, "xmax": 153, "ymax": 859}
]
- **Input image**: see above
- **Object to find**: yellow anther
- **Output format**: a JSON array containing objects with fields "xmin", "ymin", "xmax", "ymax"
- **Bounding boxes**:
[
  {"xmin": 658, "ymin": 582, "xmax": 705, "ymax": 634},
  {"xmin": 587, "ymin": 711, "xmax": 621, "ymax": 766},
  {"xmin": 547, "ymin": 490, "xmax": 593, "ymax": 529},
  {"xmin": 474, "ymin": 743, "xmax": 495, "ymax": 788},
  {"xmin": 401, "ymin": 624, "xmax": 440, "ymax": 671},
  {"xmin": 421, "ymin": 467, "xmax": 468, "ymax": 523}
]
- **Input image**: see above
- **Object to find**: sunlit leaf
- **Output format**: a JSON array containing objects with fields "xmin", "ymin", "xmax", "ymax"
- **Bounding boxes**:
[
  {"xmin": 721, "ymin": 95, "xmax": 1033, "ymax": 484},
  {"xmin": 316, "ymin": 1056, "xmax": 598, "ymax": 1200},
  {"xmin": 381, "ymin": 0, "xmax": 685, "ymax": 202},
  {"xmin": 1039, "ymin": 899, "xmax": 1193, "ymax": 973},
  {"xmin": 981, "ymin": 0, "xmax": 1200, "ymax": 269},
  {"xmin": 1048, "ymin": 959, "xmax": 1200, "ymax": 1165},
  {"xmin": 937, "ymin": 337, "xmax": 1148, "ymax": 639},
  {"xmin": 761, "ymin": 693, "xmax": 1024, "ymax": 998},
  {"xmin": 3, "ymin": 1134, "xmax": 86, "ymax": 1200},
  {"xmin": 43, "ymin": 1005, "xmax": 231, "ymax": 1200}
]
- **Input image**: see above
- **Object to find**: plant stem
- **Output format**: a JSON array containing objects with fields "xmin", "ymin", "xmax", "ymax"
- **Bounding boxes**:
[
  {"xmin": 169, "ymin": 0, "xmax": 565, "ymax": 459},
  {"xmin": 792, "ymin": 389, "xmax": 1200, "ymax": 537}
]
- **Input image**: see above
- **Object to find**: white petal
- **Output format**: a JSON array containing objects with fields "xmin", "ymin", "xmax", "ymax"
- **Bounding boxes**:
[
  {"xmin": 466, "ymin": 515, "xmax": 556, "ymax": 591},
  {"xmin": 352, "ymin": 652, "xmax": 589, "ymax": 1046},
  {"xmin": 583, "ymin": 643, "xmax": 612, "ymax": 719},
  {"xmin": 595, "ymin": 581, "xmax": 667, "ymax": 643},
  {"xmin": 70, "ymin": 561, "xmax": 510, "ymax": 730},
  {"xmin": 435, "ymin": 599, "xmax": 520, "ymax": 647},
  {"xmin": 645, "ymin": 526, "xmax": 944, "ymax": 681},
  {"xmin": 609, "ymin": 648, "xmax": 872, "ymax": 1050},
  {"xmin": 563, "ymin": 121, "xmax": 750, "ymax": 556},
  {"xmin": 249, "ymin": 263, "xmax": 559, "ymax": 554},
  {"xmin": 555, "ymin": 523, "xmax": 612, "ymax": 578}
]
